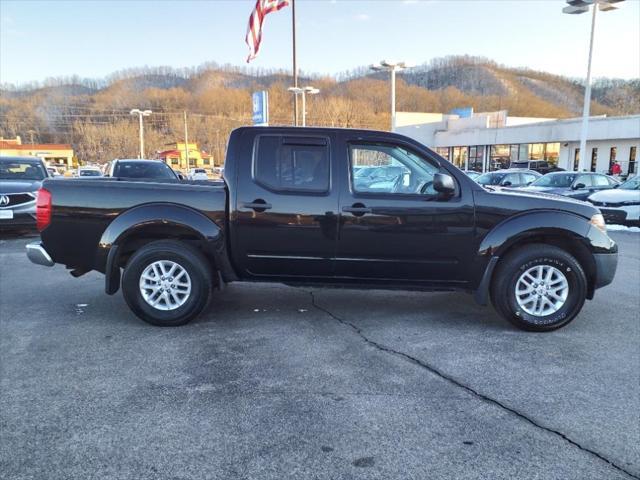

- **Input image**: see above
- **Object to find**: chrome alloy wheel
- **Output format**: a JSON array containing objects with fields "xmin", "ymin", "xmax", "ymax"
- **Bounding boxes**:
[
  {"xmin": 515, "ymin": 265, "xmax": 569, "ymax": 317},
  {"xmin": 139, "ymin": 260, "xmax": 191, "ymax": 311}
]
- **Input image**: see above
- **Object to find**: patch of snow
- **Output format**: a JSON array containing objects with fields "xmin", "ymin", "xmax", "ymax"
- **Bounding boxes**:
[{"xmin": 607, "ymin": 224, "xmax": 640, "ymax": 233}]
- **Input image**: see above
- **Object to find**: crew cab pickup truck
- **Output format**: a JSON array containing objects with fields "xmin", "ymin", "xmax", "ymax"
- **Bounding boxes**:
[{"xmin": 27, "ymin": 127, "xmax": 618, "ymax": 331}]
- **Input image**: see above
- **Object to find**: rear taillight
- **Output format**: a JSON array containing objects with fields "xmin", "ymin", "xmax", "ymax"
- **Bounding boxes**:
[{"xmin": 36, "ymin": 188, "xmax": 52, "ymax": 231}]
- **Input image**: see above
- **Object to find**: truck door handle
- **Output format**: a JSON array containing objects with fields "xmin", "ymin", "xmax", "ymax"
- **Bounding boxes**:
[
  {"xmin": 342, "ymin": 203, "xmax": 372, "ymax": 216},
  {"xmin": 242, "ymin": 200, "xmax": 272, "ymax": 212}
]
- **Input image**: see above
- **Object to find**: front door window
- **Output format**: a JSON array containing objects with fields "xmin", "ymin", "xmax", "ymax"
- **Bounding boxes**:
[{"xmin": 350, "ymin": 144, "xmax": 439, "ymax": 196}]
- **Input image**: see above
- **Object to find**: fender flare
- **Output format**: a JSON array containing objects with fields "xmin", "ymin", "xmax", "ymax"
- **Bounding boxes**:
[
  {"xmin": 473, "ymin": 210, "xmax": 592, "ymax": 305},
  {"xmin": 96, "ymin": 203, "xmax": 226, "ymax": 295}
]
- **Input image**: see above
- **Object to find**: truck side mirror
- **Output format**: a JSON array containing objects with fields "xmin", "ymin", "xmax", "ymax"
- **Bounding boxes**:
[{"xmin": 433, "ymin": 173, "xmax": 455, "ymax": 194}]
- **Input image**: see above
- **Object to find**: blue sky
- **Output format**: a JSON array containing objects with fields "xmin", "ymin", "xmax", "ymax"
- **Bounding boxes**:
[{"xmin": 1, "ymin": 0, "xmax": 639, "ymax": 85}]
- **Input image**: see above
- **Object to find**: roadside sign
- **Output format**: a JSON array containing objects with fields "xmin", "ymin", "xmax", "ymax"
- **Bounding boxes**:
[{"xmin": 252, "ymin": 91, "xmax": 269, "ymax": 126}]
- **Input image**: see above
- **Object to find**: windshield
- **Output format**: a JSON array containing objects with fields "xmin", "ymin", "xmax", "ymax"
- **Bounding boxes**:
[
  {"xmin": 114, "ymin": 162, "xmax": 177, "ymax": 180},
  {"xmin": 476, "ymin": 172, "xmax": 506, "ymax": 185},
  {"xmin": 619, "ymin": 176, "xmax": 640, "ymax": 190},
  {"xmin": 531, "ymin": 173, "xmax": 577, "ymax": 188},
  {"xmin": 79, "ymin": 170, "xmax": 101, "ymax": 177},
  {"xmin": 0, "ymin": 159, "xmax": 47, "ymax": 180}
]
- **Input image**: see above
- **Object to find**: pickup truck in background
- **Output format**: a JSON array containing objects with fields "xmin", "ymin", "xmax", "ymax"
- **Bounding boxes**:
[{"xmin": 27, "ymin": 127, "xmax": 618, "ymax": 331}]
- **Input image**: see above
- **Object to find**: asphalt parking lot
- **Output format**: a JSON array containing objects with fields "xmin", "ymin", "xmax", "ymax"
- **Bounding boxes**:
[{"xmin": 1, "ymin": 232, "xmax": 638, "ymax": 480}]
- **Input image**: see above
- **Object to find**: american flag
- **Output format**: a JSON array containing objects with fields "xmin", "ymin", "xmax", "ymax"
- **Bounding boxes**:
[{"xmin": 245, "ymin": 0, "xmax": 290, "ymax": 63}]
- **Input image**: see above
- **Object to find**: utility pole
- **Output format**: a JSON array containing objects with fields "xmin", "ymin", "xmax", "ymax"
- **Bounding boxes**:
[
  {"xmin": 562, "ymin": 0, "xmax": 625, "ymax": 171},
  {"xmin": 129, "ymin": 109, "xmax": 152, "ymax": 158},
  {"xmin": 183, "ymin": 111, "xmax": 190, "ymax": 170},
  {"xmin": 370, "ymin": 61, "xmax": 412, "ymax": 131},
  {"xmin": 288, "ymin": 86, "xmax": 320, "ymax": 127},
  {"xmin": 291, "ymin": 0, "xmax": 299, "ymax": 126}
]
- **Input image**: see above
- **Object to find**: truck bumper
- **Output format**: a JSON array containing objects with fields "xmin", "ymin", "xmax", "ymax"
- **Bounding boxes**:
[
  {"xmin": 593, "ymin": 252, "xmax": 618, "ymax": 289},
  {"xmin": 26, "ymin": 241, "xmax": 54, "ymax": 267}
]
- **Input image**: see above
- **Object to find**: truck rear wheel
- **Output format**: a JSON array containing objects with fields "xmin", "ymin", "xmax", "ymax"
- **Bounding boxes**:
[
  {"xmin": 121, "ymin": 240, "xmax": 212, "ymax": 326},
  {"xmin": 490, "ymin": 244, "xmax": 587, "ymax": 332}
]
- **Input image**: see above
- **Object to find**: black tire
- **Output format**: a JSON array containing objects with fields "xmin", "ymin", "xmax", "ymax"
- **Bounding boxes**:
[
  {"xmin": 121, "ymin": 240, "xmax": 213, "ymax": 326},
  {"xmin": 490, "ymin": 244, "xmax": 587, "ymax": 332}
]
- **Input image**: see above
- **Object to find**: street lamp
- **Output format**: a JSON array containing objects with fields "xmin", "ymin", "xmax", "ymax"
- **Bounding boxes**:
[
  {"xmin": 288, "ymin": 86, "xmax": 320, "ymax": 127},
  {"xmin": 129, "ymin": 109, "xmax": 152, "ymax": 158},
  {"xmin": 562, "ymin": 0, "xmax": 624, "ymax": 171},
  {"xmin": 370, "ymin": 60, "xmax": 412, "ymax": 131}
]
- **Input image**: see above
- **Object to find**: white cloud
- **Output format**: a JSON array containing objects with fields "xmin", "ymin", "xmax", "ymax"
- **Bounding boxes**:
[{"xmin": 354, "ymin": 13, "xmax": 370, "ymax": 21}]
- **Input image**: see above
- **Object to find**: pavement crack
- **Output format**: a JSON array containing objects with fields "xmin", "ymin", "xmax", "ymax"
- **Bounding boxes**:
[{"xmin": 308, "ymin": 291, "xmax": 639, "ymax": 480}]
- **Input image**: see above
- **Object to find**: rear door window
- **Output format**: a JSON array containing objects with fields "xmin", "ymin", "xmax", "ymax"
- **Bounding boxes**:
[{"xmin": 254, "ymin": 135, "xmax": 330, "ymax": 193}]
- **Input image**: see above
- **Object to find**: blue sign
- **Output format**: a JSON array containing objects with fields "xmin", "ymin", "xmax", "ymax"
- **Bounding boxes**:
[
  {"xmin": 450, "ymin": 107, "xmax": 473, "ymax": 118},
  {"xmin": 252, "ymin": 91, "xmax": 269, "ymax": 125}
]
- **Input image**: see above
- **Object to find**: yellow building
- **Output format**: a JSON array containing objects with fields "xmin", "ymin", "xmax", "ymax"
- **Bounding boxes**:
[
  {"xmin": 0, "ymin": 136, "xmax": 76, "ymax": 170},
  {"xmin": 156, "ymin": 142, "xmax": 213, "ymax": 172}
]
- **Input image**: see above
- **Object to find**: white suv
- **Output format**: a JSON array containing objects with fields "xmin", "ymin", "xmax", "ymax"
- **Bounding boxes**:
[{"xmin": 588, "ymin": 176, "xmax": 640, "ymax": 226}]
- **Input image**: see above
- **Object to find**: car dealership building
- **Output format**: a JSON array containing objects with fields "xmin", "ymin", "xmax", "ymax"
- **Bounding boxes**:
[{"xmin": 394, "ymin": 110, "xmax": 639, "ymax": 176}]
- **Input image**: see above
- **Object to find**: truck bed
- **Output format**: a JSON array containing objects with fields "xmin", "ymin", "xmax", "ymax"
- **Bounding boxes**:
[{"xmin": 41, "ymin": 178, "xmax": 227, "ymax": 272}]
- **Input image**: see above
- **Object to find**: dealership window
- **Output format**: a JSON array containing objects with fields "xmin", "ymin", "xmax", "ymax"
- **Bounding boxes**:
[
  {"xmin": 509, "ymin": 145, "xmax": 519, "ymax": 163},
  {"xmin": 435, "ymin": 147, "xmax": 450, "ymax": 161},
  {"xmin": 490, "ymin": 145, "xmax": 510, "ymax": 171},
  {"xmin": 254, "ymin": 135, "xmax": 329, "ymax": 193},
  {"xmin": 590, "ymin": 148, "xmax": 598, "ymax": 172},
  {"xmin": 609, "ymin": 147, "xmax": 617, "ymax": 174},
  {"xmin": 518, "ymin": 144, "xmax": 529, "ymax": 161},
  {"xmin": 468, "ymin": 146, "xmax": 484, "ymax": 172},
  {"xmin": 529, "ymin": 144, "xmax": 545, "ymax": 160},
  {"xmin": 544, "ymin": 143, "xmax": 560, "ymax": 167},
  {"xmin": 452, "ymin": 147, "xmax": 468, "ymax": 169},
  {"xmin": 573, "ymin": 148, "xmax": 580, "ymax": 171},
  {"xmin": 171, "ymin": 158, "xmax": 179, "ymax": 166},
  {"xmin": 202, "ymin": 158, "xmax": 210, "ymax": 165},
  {"xmin": 630, "ymin": 147, "xmax": 637, "ymax": 175}
]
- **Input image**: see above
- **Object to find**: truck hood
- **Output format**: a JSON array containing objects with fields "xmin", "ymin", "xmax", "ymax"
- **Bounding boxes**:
[
  {"xmin": 518, "ymin": 185, "xmax": 572, "ymax": 196},
  {"xmin": 588, "ymin": 188, "xmax": 640, "ymax": 203},
  {"xmin": 482, "ymin": 185, "xmax": 597, "ymax": 218},
  {"xmin": 0, "ymin": 179, "xmax": 42, "ymax": 194}
]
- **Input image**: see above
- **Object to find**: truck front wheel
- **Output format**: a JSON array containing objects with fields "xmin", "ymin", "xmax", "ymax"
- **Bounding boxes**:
[
  {"xmin": 491, "ymin": 244, "xmax": 587, "ymax": 332},
  {"xmin": 121, "ymin": 240, "xmax": 213, "ymax": 326}
]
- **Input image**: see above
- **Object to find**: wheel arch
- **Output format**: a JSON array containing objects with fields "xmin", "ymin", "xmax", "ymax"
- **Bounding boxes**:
[
  {"xmin": 474, "ymin": 211, "xmax": 597, "ymax": 304},
  {"xmin": 97, "ymin": 203, "xmax": 229, "ymax": 295}
]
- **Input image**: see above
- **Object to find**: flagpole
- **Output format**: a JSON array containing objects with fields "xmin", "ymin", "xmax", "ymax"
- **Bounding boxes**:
[{"xmin": 291, "ymin": 0, "xmax": 299, "ymax": 126}]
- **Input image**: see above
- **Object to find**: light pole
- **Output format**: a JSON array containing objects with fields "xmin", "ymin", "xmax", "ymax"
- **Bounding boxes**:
[
  {"xmin": 370, "ymin": 60, "xmax": 411, "ymax": 131},
  {"xmin": 129, "ymin": 109, "xmax": 152, "ymax": 158},
  {"xmin": 288, "ymin": 86, "xmax": 320, "ymax": 127},
  {"xmin": 562, "ymin": 0, "xmax": 624, "ymax": 171}
]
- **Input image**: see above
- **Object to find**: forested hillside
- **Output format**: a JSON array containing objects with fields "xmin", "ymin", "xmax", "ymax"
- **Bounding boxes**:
[{"xmin": 1, "ymin": 56, "xmax": 638, "ymax": 164}]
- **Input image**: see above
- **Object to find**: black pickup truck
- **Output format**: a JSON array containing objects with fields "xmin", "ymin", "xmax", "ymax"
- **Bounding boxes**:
[{"xmin": 27, "ymin": 127, "xmax": 618, "ymax": 331}]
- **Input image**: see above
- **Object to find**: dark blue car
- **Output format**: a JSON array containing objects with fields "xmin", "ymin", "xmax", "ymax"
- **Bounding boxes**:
[{"xmin": 521, "ymin": 172, "xmax": 619, "ymax": 201}]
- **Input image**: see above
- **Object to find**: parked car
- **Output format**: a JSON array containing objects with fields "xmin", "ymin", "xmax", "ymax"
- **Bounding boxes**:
[
  {"xmin": 46, "ymin": 167, "xmax": 61, "ymax": 177},
  {"xmin": 475, "ymin": 169, "xmax": 541, "ymax": 188},
  {"xmin": 510, "ymin": 160, "xmax": 563, "ymax": 174},
  {"xmin": 77, "ymin": 166, "xmax": 103, "ymax": 178},
  {"xmin": 462, "ymin": 170, "xmax": 481, "ymax": 180},
  {"xmin": 103, "ymin": 159, "xmax": 179, "ymax": 181},
  {"xmin": 188, "ymin": 168, "xmax": 209, "ymax": 181},
  {"xmin": 522, "ymin": 172, "xmax": 619, "ymax": 201},
  {"xmin": 588, "ymin": 176, "xmax": 640, "ymax": 226},
  {"xmin": 353, "ymin": 165, "xmax": 409, "ymax": 192},
  {"xmin": 0, "ymin": 156, "xmax": 50, "ymax": 229},
  {"xmin": 27, "ymin": 126, "xmax": 618, "ymax": 332}
]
